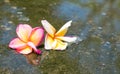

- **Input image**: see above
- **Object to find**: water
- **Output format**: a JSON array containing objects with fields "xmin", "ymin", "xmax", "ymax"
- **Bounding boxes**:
[{"xmin": 0, "ymin": 0, "xmax": 120, "ymax": 74}]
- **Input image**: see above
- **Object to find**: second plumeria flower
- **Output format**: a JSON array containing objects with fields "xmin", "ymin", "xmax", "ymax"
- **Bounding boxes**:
[
  {"xmin": 41, "ymin": 20, "xmax": 77, "ymax": 50},
  {"xmin": 9, "ymin": 24, "xmax": 44, "ymax": 54}
]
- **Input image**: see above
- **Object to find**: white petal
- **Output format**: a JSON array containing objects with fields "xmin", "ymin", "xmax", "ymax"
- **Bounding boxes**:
[
  {"xmin": 51, "ymin": 39, "xmax": 57, "ymax": 49},
  {"xmin": 44, "ymin": 34, "xmax": 54, "ymax": 50},
  {"xmin": 56, "ymin": 36, "xmax": 77, "ymax": 42},
  {"xmin": 41, "ymin": 20, "xmax": 56, "ymax": 37},
  {"xmin": 55, "ymin": 20, "xmax": 72, "ymax": 36},
  {"xmin": 54, "ymin": 40, "xmax": 68, "ymax": 50}
]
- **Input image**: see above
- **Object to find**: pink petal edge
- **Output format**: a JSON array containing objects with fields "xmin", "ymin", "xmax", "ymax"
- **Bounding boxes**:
[
  {"xmin": 30, "ymin": 27, "xmax": 44, "ymax": 46},
  {"xmin": 9, "ymin": 38, "xmax": 26, "ymax": 49},
  {"xmin": 27, "ymin": 42, "xmax": 42, "ymax": 54},
  {"xmin": 16, "ymin": 24, "xmax": 32, "ymax": 42},
  {"xmin": 35, "ymin": 49, "xmax": 42, "ymax": 54},
  {"xmin": 16, "ymin": 47, "xmax": 33, "ymax": 54}
]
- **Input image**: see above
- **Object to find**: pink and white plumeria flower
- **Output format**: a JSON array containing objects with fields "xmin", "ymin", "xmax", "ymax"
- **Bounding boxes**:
[
  {"xmin": 41, "ymin": 20, "xmax": 77, "ymax": 50},
  {"xmin": 9, "ymin": 24, "xmax": 44, "ymax": 54}
]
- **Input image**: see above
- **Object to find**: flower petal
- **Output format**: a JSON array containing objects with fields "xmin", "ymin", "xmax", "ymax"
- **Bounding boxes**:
[
  {"xmin": 30, "ymin": 27, "xmax": 44, "ymax": 46},
  {"xmin": 16, "ymin": 46, "xmax": 32, "ymax": 54},
  {"xmin": 56, "ymin": 36, "xmax": 77, "ymax": 42},
  {"xmin": 44, "ymin": 34, "xmax": 54, "ymax": 50},
  {"xmin": 51, "ymin": 39, "xmax": 57, "ymax": 49},
  {"xmin": 16, "ymin": 24, "xmax": 32, "ymax": 42},
  {"xmin": 54, "ymin": 40, "xmax": 68, "ymax": 50},
  {"xmin": 27, "ymin": 42, "xmax": 42, "ymax": 54},
  {"xmin": 41, "ymin": 20, "xmax": 56, "ymax": 37},
  {"xmin": 9, "ymin": 38, "xmax": 26, "ymax": 49},
  {"xmin": 55, "ymin": 20, "xmax": 72, "ymax": 36}
]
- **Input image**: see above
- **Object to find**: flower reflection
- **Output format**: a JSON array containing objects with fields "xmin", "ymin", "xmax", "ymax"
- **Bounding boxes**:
[
  {"xmin": 24, "ymin": 52, "xmax": 40, "ymax": 65},
  {"xmin": 24, "ymin": 51, "xmax": 49, "ymax": 65}
]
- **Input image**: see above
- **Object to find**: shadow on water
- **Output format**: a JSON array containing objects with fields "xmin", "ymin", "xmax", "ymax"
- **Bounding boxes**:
[{"xmin": 1, "ymin": 0, "xmax": 120, "ymax": 74}]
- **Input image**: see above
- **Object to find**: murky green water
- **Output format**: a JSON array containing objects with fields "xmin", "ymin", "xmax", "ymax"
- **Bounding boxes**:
[{"xmin": 1, "ymin": 0, "xmax": 120, "ymax": 74}]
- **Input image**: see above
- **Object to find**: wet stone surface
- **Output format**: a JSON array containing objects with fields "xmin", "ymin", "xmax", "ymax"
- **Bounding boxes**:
[{"xmin": 0, "ymin": 0, "xmax": 120, "ymax": 74}]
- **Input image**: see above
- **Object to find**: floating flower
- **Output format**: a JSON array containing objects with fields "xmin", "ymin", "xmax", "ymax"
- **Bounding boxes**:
[
  {"xmin": 9, "ymin": 24, "xmax": 44, "ymax": 54},
  {"xmin": 41, "ymin": 20, "xmax": 77, "ymax": 50}
]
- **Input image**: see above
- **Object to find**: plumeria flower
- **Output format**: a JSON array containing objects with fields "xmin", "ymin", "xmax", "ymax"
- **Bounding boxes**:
[
  {"xmin": 41, "ymin": 20, "xmax": 77, "ymax": 50},
  {"xmin": 9, "ymin": 24, "xmax": 44, "ymax": 54}
]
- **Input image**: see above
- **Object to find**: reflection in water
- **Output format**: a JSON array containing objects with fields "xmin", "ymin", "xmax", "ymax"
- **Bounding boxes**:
[
  {"xmin": 54, "ymin": 1, "xmax": 91, "ymax": 21},
  {"xmin": 24, "ymin": 51, "xmax": 49, "ymax": 65},
  {"xmin": 24, "ymin": 53, "xmax": 41, "ymax": 65}
]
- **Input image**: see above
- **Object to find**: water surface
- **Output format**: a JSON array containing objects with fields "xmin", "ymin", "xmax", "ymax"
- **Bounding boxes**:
[{"xmin": 0, "ymin": 0, "xmax": 120, "ymax": 74}]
